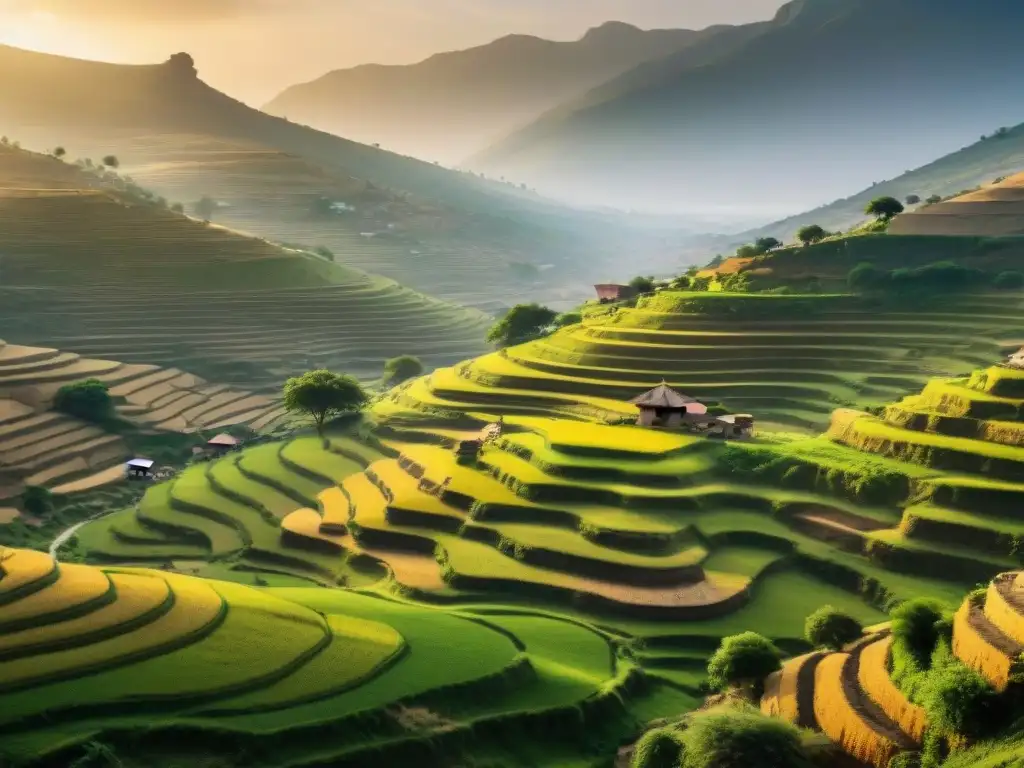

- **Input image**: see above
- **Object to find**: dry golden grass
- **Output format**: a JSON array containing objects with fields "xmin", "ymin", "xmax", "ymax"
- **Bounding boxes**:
[
  {"xmin": 813, "ymin": 652, "xmax": 904, "ymax": 768},
  {"xmin": 0, "ymin": 549, "xmax": 56, "ymax": 597},
  {"xmin": 983, "ymin": 572, "xmax": 1024, "ymax": 645},
  {"xmin": 952, "ymin": 599, "xmax": 1022, "ymax": 693},
  {"xmin": 0, "ymin": 563, "xmax": 110, "ymax": 626},
  {"xmin": 0, "ymin": 508, "xmax": 20, "ymax": 525},
  {"xmin": 318, "ymin": 485, "xmax": 352, "ymax": 531},
  {"xmin": 760, "ymin": 651, "xmax": 822, "ymax": 726},
  {"xmin": 858, "ymin": 637, "xmax": 928, "ymax": 743}
]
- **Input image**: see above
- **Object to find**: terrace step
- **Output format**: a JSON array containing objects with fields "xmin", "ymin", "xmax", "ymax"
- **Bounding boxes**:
[
  {"xmin": 856, "ymin": 636, "xmax": 928, "ymax": 743},
  {"xmin": 952, "ymin": 597, "xmax": 1024, "ymax": 691},
  {"xmin": 761, "ymin": 651, "xmax": 826, "ymax": 729},
  {"xmin": 986, "ymin": 571, "xmax": 1024, "ymax": 643}
]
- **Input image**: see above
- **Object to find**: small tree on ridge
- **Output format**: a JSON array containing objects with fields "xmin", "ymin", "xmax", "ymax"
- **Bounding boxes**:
[
  {"xmin": 707, "ymin": 632, "xmax": 781, "ymax": 692},
  {"xmin": 486, "ymin": 304, "xmax": 557, "ymax": 348},
  {"xmin": 866, "ymin": 196, "xmax": 905, "ymax": 221},
  {"xmin": 283, "ymin": 370, "xmax": 367, "ymax": 435},
  {"xmin": 796, "ymin": 225, "xmax": 827, "ymax": 247},
  {"xmin": 383, "ymin": 355, "xmax": 424, "ymax": 387},
  {"xmin": 804, "ymin": 605, "xmax": 863, "ymax": 650}
]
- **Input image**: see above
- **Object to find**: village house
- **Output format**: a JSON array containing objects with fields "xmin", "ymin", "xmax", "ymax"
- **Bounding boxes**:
[
  {"xmin": 125, "ymin": 458, "xmax": 154, "ymax": 479},
  {"xmin": 630, "ymin": 382, "xmax": 754, "ymax": 439},
  {"xmin": 594, "ymin": 284, "xmax": 637, "ymax": 303},
  {"xmin": 206, "ymin": 433, "xmax": 241, "ymax": 456}
]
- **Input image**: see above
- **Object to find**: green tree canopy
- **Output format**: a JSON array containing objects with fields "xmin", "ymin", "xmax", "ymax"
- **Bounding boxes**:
[
  {"xmin": 53, "ymin": 379, "xmax": 114, "ymax": 423},
  {"xmin": 52, "ymin": 146, "xmax": 66, "ymax": 159},
  {"xmin": 707, "ymin": 632, "xmax": 782, "ymax": 691},
  {"xmin": 554, "ymin": 311, "xmax": 583, "ymax": 328},
  {"xmin": 925, "ymin": 194, "xmax": 942, "ymax": 205},
  {"xmin": 680, "ymin": 707, "xmax": 813, "ymax": 768},
  {"xmin": 22, "ymin": 486, "xmax": 54, "ymax": 518},
  {"xmin": 891, "ymin": 598, "xmax": 948, "ymax": 665},
  {"xmin": 629, "ymin": 275, "xmax": 657, "ymax": 294},
  {"xmin": 796, "ymin": 225, "xmax": 827, "ymax": 246},
  {"xmin": 101, "ymin": 155, "xmax": 119, "ymax": 169},
  {"xmin": 631, "ymin": 727, "xmax": 684, "ymax": 768},
  {"xmin": 922, "ymin": 663, "xmax": 1002, "ymax": 740},
  {"xmin": 486, "ymin": 303, "xmax": 557, "ymax": 348},
  {"xmin": 283, "ymin": 370, "xmax": 368, "ymax": 434},
  {"xmin": 865, "ymin": 196, "xmax": 905, "ymax": 221},
  {"xmin": 755, "ymin": 237, "xmax": 782, "ymax": 253},
  {"xmin": 804, "ymin": 605, "xmax": 863, "ymax": 650},
  {"xmin": 905, "ymin": 194, "xmax": 921, "ymax": 205},
  {"xmin": 847, "ymin": 262, "xmax": 888, "ymax": 291},
  {"xmin": 383, "ymin": 355, "xmax": 424, "ymax": 387},
  {"xmin": 994, "ymin": 271, "xmax": 1024, "ymax": 290}
]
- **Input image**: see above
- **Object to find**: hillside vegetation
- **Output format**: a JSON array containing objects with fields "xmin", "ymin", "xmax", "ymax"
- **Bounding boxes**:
[
  {"xmin": 0, "ymin": 144, "xmax": 489, "ymax": 391},
  {"xmin": 470, "ymin": 0, "xmax": 1024, "ymax": 215},
  {"xmin": 0, "ymin": 45, "xmax": 637, "ymax": 310},
  {"xmin": 265, "ymin": 22, "xmax": 708, "ymax": 165}
]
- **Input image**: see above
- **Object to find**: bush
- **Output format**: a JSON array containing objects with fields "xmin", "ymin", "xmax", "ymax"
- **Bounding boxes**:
[
  {"xmin": 804, "ymin": 606, "xmax": 863, "ymax": 650},
  {"xmin": 993, "ymin": 270, "xmax": 1024, "ymax": 290},
  {"xmin": 922, "ymin": 663, "xmax": 1001, "ymax": 739},
  {"xmin": 53, "ymin": 379, "xmax": 114, "ymax": 423},
  {"xmin": 554, "ymin": 311, "xmax": 583, "ymax": 327},
  {"xmin": 891, "ymin": 598, "xmax": 948, "ymax": 666},
  {"xmin": 632, "ymin": 728, "xmax": 684, "ymax": 768},
  {"xmin": 796, "ymin": 225, "xmax": 827, "ymax": 246},
  {"xmin": 629, "ymin": 275, "xmax": 657, "ymax": 294},
  {"xmin": 486, "ymin": 303, "xmax": 557, "ymax": 348},
  {"xmin": 21, "ymin": 486, "xmax": 54, "ymax": 517},
  {"xmin": 707, "ymin": 632, "xmax": 782, "ymax": 691},
  {"xmin": 848, "ymin": 262, "xmax": 888, "ymax": 291},
  {"xmin": 680, "ymin": 706, "xmax": 814, "ymax": 768},
  {"xmin": 383, "ymin": 355, "xmax": 424, "ymax": 387}
]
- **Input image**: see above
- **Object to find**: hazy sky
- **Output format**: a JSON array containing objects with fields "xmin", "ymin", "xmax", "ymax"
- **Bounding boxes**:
[{"xmin": 0, "ymin": 0, "xmax": 786, "ymax": 103}]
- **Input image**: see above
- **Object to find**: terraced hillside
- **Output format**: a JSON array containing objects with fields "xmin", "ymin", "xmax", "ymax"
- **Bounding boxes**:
[
  {"xmin": 0, "ymin": 339, "xmax": 286, "ymax": 514},
  {"xmin": 762, "ymin": 570, "xmax": 1024, "ymax": 768},
  {"xmin": 0, "ymin": 545, "xmax": 714, "ymax": 767},
  {"xmin": 376, "ymin": 290, "xmax": 1024, "ymax": 432},
  {"xmin": 890, "ymin": 170, "xmax": 1024, "ymax": 236},
  {"xmin": 0, "ymin": 146, "xmax": 489, "ymax": 390}
]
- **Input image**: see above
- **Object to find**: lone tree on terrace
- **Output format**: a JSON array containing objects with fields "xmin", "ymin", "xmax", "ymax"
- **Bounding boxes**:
[
  {"xmin": 628, "ymin": 275, "xmax": 656, "ymax": 294},
  {"xmin": 796, "ymin": 224, "xmax": 827, "ymax": 247},
  {"xmin": 487, "ymin": 303, "xmax": 557, "ymax": 348},
  {"xmin": 383, "ymin": 355, "xmax": 424, "ymax": 387},
  {"xmin": 905, "ymin": 194, "xmax": 921, "ymax": 205},
  {"xmin": 755, "ymin": 236, "xmax": 782, "ymax": 253},
  {"xmin": 707, "ymin": 632, "xmax": 782, "ymax": 692},
  {"xmin": 194, "ymin": 196, "xmax": 217, "ymax": 220},
  {"xmin": 52, "ymin": 146, "xmax": 67, "ymax": 159},
  {"xmin": 804, "ymin": 605, "xmax": 863, "ymax": 651},
  {"xmin": 53, "ymin": 379, "xmax": 114, "ymax": 423},
  {"xmin": 283, "ymin": 370, "xmax": 368, "ymax": 435},
  {"xmin": 101, "ymin": 155, "xmax": 119, "ymax": 170},
  {"xmin": 865, "ymin": 196, "xmax": 905, "ymax": 222}
]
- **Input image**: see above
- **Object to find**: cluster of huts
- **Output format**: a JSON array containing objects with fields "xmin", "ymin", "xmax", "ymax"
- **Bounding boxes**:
[{"xmin": 126, "ymin": 433, "xmax": 242, "ymax": 480}]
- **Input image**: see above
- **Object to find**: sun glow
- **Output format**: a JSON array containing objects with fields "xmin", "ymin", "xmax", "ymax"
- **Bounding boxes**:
[{"xmin": 0, "ymin": 11, "xmax": 101, "ymax": 60}]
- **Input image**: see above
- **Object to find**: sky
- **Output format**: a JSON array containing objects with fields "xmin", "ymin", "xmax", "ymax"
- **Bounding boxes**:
[{"xmin": 0, "ymin": 0, "xmax": 786, "ymax": 104}]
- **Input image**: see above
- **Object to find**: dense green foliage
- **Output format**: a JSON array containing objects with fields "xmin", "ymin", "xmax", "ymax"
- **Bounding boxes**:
[
  {"xmin": 282, "ymin": 369, "xmax": 367, "ymax": 434},
  {"xmin": 993, "ymin": 270, "xmax": 1024, "ymax": 289},
  {"xmin": 53, "ymin": 379, "xmax": 114, "ymax": 423},
  {"xmin": 804, "ymin": 605, "xmax": 863, "ymax": 651},
  {"xmin": 796, "ymin": 225, "xmax": 827, "ymax": 246},
  {"xmin": 21, "ymin": 486, "xmax": 54, "ymax": 518},
  {"xmin": 707, "ymin": 632, "xmax": 782, "ymax": 691},
  {"xmin": 486, "ymin": 303, "xmax": 557, "ymax": 347},
  {"xmin": 631, "ymin": 728, "xmax": 685, "ymax": 768},
  {"xmin": 679, "ymin": 707, "xmax": 814, "ymax": 768},
  {"xmin": 629, "ymin": 275, "xmax": 657, "ymax": 294},
  {"xmin": 383, "ymin": 355, "xmax": 424, "ymax": 386},
  {"xmin": 866, "ymin": 196, "xmax": 905, "ymax": 221},
  {"xmin": 891, "ymin": 599, "xmax": 949, "ymax": 667},
  {"xmin": 922, "ymin": 663, "xmax": 1002, "ymax": 741}
]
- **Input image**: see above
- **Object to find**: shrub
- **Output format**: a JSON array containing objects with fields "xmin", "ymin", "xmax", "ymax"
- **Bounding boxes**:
[
  {"xmin": 486, "ymin": 303, "xmax": 557, "ymax": 348},
  {"xmin": 680, "ymin": 706, "xmax": 814, "ymax": 768},
  {"xmin": 891, "ymin": 598, "xmax": 948, "ymax": 666},
  {"xmin": 755, "ymin": 237, "xmax": 782, "ymax": 253},
  {"xmin": 632, "ymin": 727, "xmax": 684, "ymax": 768},
  {"xmin": 993, "ymin": 271, "xmax": 1024, "ymax": 290},
  {"xmin": 707, "ymin": 632, "xmax": 782, "ymax": 691},
  {"xmin": 905, "ymin": 194, "xmax": 921, "ymax": 206},
  {"xmin": 804, "ymin": 606, "xmax": 863, "ymax": 650},
  {"xmin": 866, "ymin": 196, "xmax": 905, "ymax": 221},
  {"xmin": 921, "ymin": 663, "xmax": 1001, "ymax": 740},
  {"xmin": 21, "ymin": 486, "xmax": 54, "ymax": 517},
  {"xmin": 101, "ymin": 155, "xmax": 119, "ymax": 169},
  {"xmin": 383, "ymin": 355, "xmax": 424, "ymax": 387},
  {"xmin": 554, "ymin": 311, "xmax": 583, "ymax": 327},
  {"xmin": 848, "ymin": 262, "xmax": 888, "ymax": 291},
  {"xmin": 629, "ymin": 275, "xmax": 657, "ymax": 294},
  {"xmin": 925, "ymin": 195, "xmax": 942, "ymax": 205},
  {"xmin": 314, "ymin": 246, "xmax": 334, "ymax": 261},
  {"xmin": 53, "ymin": 379, "xmax": 114, "ymax": 423}
]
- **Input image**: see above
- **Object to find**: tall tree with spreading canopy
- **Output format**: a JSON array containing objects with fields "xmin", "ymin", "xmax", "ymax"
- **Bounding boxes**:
[
  {"xmin": 865, "ymin": 196, "xmax": 905, "ymax": 221},
  {"xmin": 283, "ymin": 370, "xmax": 368, "ymax": 435},
  {"xmin": 486, "ymin": 304, "xmax": 557, "ymax": 348},
  {"xmin": 796, "ymin": 225, "xmax": 827, "ymax": 246},
  {"xmin": 101, "ymin": 155, "xmax": 119, "ymax": 169}
]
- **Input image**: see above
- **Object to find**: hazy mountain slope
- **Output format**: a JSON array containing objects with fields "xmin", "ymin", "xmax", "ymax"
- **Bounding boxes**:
[
  {"xmin": 0, "ymin": 44, "xmax": 647, "ymax": 309},
  {"xmin": 470, "ymin": 0, "xmax": 1024, "ymax": 216},
  {"xmin": 889, "ymin": 170, "xmax": 1024, "ymax": 236},
  {"xmin": 264, "ymin": 22, "xmax": 713, "ymax": 165},
  {"xmin": 744, "ymin": 122, "xmax": 1024, "ymax": 242}
]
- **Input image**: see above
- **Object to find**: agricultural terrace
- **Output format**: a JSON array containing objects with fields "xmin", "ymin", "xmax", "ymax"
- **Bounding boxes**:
[
  {"xmin": 0, "ymin": 149, "xmax": 489, "ymax": 391},
  {"xmin": 381, "ymin": 289, "xmax": 1024, "ymax": 432},
  {"xmin": 762, "ymin": 569, "xmax": 1024, "ymax": 767},
  {"xmin": 0, "ymin": 547, "xmax": 700, "ymax": 767},
  {"xmin": 0, "ymin": 339, "xmax": 284, "ymax": 514},
  {"xmin": 890, "ymin": 170, "xmax": 1024, "ymax": 237}
]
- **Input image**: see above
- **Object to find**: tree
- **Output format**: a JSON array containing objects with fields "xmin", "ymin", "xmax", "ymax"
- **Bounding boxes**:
[
  {"xmin": 283, "ymin": 370, "xmax": 368, "ymax": 435},
  {"xmin": 922, "ymin": 664, "xmax": 1002, "ymax": 740},
  {"xmin": 736, "ymin": 244, "xmax": 760, "ymax": 258},
  {"xmin": 754, "ymin": 237, "xmax": 782, "ymax": 253},
  {"xmin": 486, "ymin": 304, "xmax": 557, "ymax": 348},
  {"xmin": 53, "ymin": 379, "xmax": 114, "ymax": 423},
  {"xmin": 170, "ymin": 202, "xmax": 185, "ymax": 214},
  {"xmin": 21, "ymin": 486, "xmax": 54, "ymax": 518},
  {"xmin": 383, "ymin": 355, "xmax": 424, "ymax": 387},
  {"xmin": 905, "ymin": 194, "xmax": 921, "ymax": 205},
  {"xmin": 925, "ymin": 194, "xmax": 942, "ymax": 205},
  {"xmin": 629, "ymin": 275, "xmax": 656, "ymax": 294},
  {"xmin": 796, "ymin": 225, "xmax": 827, "ymax": 247},
  {"xmin": 314, "ymin": 246, "xmax": 334, "ymax": 261},
  {"xmin": 865, "ymin": 196, "xmax": 905, "ymax": 221},
  {"xmin": 52, "ymin": 146, "xmax": 67, "ymax": 159},
  {"xmin": 631, "ymin": 728, "xmax": 683, "ymax": 768},
  {"xmin": 804, "ymin": 606, "xmax": 863, "ymax": 650},
  {"xmin": 678, "ymin": 707, "xmax": 813, "ymax": 768},
  {"xmin": 554, "ymin": 311, "xmax": 583, "ymax": 328},
  {"xmin": 707, "ymin": 632, "xmax": 781, "ymax": 691},
  {"xmin": 101, "ymin": 155, "xmax": 119, "ymax": 169},
  {"xmin": 193, "ymin": 196, "xmax": 217, "ymax": 220}
]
